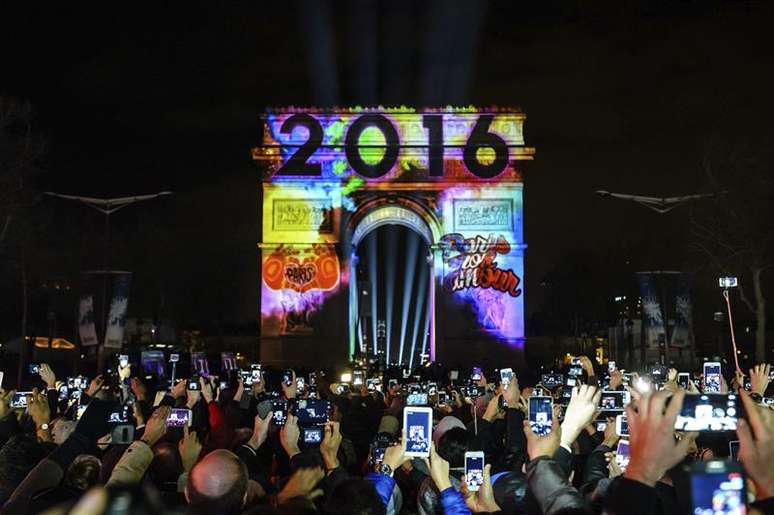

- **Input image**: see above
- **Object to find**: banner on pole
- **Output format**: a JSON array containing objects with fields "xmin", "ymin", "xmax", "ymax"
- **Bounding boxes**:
[
  {"xmin": 670, "ymin": 273, "xmax": 693, "ymax": 349},
  {"xmin": 637, "ymin": 273, "xmax": 665, "ymax": 351},
  {"xmin": 191, "ymin": 352, "xmax": 210, "ymax": 377},
  {"xmin": 104, "ymin": 273, "xmax": 132, "ymax": 349},
  {"xmin": 221, "ymin": 352, "xmax": 237, "ymax": 372},
  {"xmin": 78, "ymin": 295, "xmax": 99, "ymax": 347}
]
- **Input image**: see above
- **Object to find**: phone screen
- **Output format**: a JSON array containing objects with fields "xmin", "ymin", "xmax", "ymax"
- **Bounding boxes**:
[
  {"xmin": 608, "ymin": 361, "xmax": 616, "ymax": 371},
  {"xmin": 529, "ymin": 396, "xmax": 553, "ymax": 436},
  {"xmin": 296, "ymin": 377, "xmax": 305, "ymax": 391},
  {"xmin": 704, "ymin": 363, "xmax": 722, "ymax": 393},
  {"xmin": 404, "ymin": 408, "xmax": 432, "ymax": 457},
  {"xmin": 568, "ymin": 365, "xmax": 583, "ymax": 378},
  {"xmin": 353, "ymin": 370, "xmax": 364, "ymax": 386},
  {"xmin": 599, "ymin": 391, "xmax": 629, "ymax": 410},
  {"xmin": 296, "ymin": 399, "xmax": 330, "ymax": 425},
  {"xmin": 464, "ymin": 454, "xmax": 485, "ymax": 492},
  {"xmin": 471, "ymin": 367, "xmax": 482, "ymax": 381},
  {"xmin": 616, "ymin": 415, "xmax": 629, "ymax": 437},
  {"xmin": 108, "ymin": 405, "xmax": 131, "ymax": 424},
  {"xmin": 119, "ymin": 355, "xmax": 129, "ymax": 368},
  {"xmin": 500, "ymin": 368, "xmax": 513, "ymax": 386},
  {"xmin": 167, "ymin": 408, "xmax": 192, "ymax": 427},
  {"xmin": 11, "ymin": 392, "xmax": 31, "ymax": 409},
  {"xmin": 187, "ymin": 379, "xmax": 200, "ymax": 391},
  {"xmin": 406, "ymin": 393, "xmax": 428, "ymax": 406},
  {"xmin": 675, "ymin": 394, "xmax": 740, "ymax": 431},
  {"xmin": 272, "ymin": 401, "xmax": 288, "ymax": 426},
  {"xmin": 282, "ymin": 370, "xmax": 293, "ymax": 386},
  {"xmin": 615, "ymin": 440, "xmax": 630, "ymax": 471},
  {"xmin": 303, "ymin": 427, "xmax": 323, "ymax": 444},
  {"xmin": 540, "ymin": 373, "xmax": 563, "ymax": 388},
  {"xmin": 690, "ymin": 463, "xmax": 746, "ymax": 515}
]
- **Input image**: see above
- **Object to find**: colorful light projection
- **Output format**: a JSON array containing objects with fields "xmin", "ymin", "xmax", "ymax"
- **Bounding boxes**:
[
  {"xmin": 253, "ymin": 107, "xmax": 533, "ymax": 181},
  {"xmin": 437, "ymin": 186, "xmax": 525, "ymax": 341},
  {"xmin": 255, "ymin": 107, "xmax": 531, "ymax": 357}
]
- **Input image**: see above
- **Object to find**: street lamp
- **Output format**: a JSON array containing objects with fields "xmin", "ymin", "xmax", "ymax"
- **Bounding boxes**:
[{"xmin": 44, "ymin": 191, "xmax": 172, "ymax": 370}]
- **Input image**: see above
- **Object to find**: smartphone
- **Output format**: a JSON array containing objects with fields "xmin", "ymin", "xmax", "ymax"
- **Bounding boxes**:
[
  {"xmin": 119, "ymin": 354, "xmax": 129, "ymax": 368},
  {"xmin": 219, "ymin": 381, "xmax": 229, "ymax": 390},
  {"xmin": 568, "ymin": 365, "xmax": 583, "ymax": 378},
  {"xmin": 0, "ymin": 371, "xmax": 4, "ymax": 388},
  {"xmin": 303, "ymin": 427, "xmax": 323, "ymax": 445},
  {"xmin": 464, "ymin": 451, "xmax": 485, "ymax": 492},
  {"xmin": 703, "ymin": 362, "xmax": 722, "ymax": 393},
  {"xmin": 336, "ymin": 383, "xmax": 350, "ymax": 395},
  {"xmin": 599, "ymin": 391, "xmax": 630, "ymax": 411},
  {"xmin": 29, "ymin": 363, "xmax": 41, "ymax": 375},
  {"xmin": 427, "ymin": 382, "xmax": 438, "ymax": 396},
  {"xmin": 167, "ymin": 408, "xmax": 192, "ymax": 427},
  {"xmin": 169, "ymin": 353, "xmax": 180, "ymax": 363},
  {"xmin": 608, "ymin": 361, "xmax": 616, "ymax": 372},
  {"xmin": 677, "ymin": 372, "xmax": 690, "ymax": 390},
  {"xmin": 296, "ymin": 377, "xmax": 305, "ymax": 392},
  {"xmin": 615, "ymin": 414, "xmax": 629, "ymax": 437},
  {"xmin": 296, "ymin": 399, "xmax": 330, "ymax": 426},
  {"xmin": 471, "ymin": 367, "xmax": 482, "ymax": 382},
  {"xmin": 689, "ymin": 460, "xmax": 746, "ymax": 514},
  {"xmin": 76, "ymin": 404, "xmax": 88, "ymax": 420},
  {"xmin": 366, "ymin": 378, "xmax": 376, "ymax": 391},
  {"xmin": 571, "ymin": 357, "xmax": 582, "ymax": 366},
  {"xmin": 108, "ymin": 405, "xmax": 131, "ymax": 424},
  {"xmin": 615, "ymin": 440, "xmax": 630, "ymax": 471},
  {"xmin": 372, "ymin": 446, "xmax": 386, "ymax": 463},
  {"xmin": 187, "ymin": 378, "xmax": 201, "ymax": 391},
  {"xmin": 595, "ymin": 421, "xmax": 608, "ymax": 432},
  {"xmin": 529, "ymin": 396, "xmax": 553, "ymax": 436},
  {"xmin": 675, "ymin": 393, "xmax": 740, "ymax": 431},
  {"xmin": 403, "ymin": 407, "xmax": 433, "ymax": 457},
  {"xmin": 449, "ymin": 370, "xmax": 459, "ymax": 381},
  {"xmin": 11, "ymin": 392, "xmax": 31, "ymax": 409},
  {"xmin": 541, "ymin": 373, "xmax": 564, "ymax": 389},
  {"xmin": 239, "ymin": 370, "xmax": 253, "ymax": 386},
  {"xmin": 437, "ymin": 391, "xmax": 450, "ymax": 405},
  {"xmin": 353, "ymin": 370, "xmax": 364, "ymax": 386},
  {"xmin": 309, "ymin": 372, "xmax": 317, "ymax": 386},
  {"xmin": 272, "ymin": 400, "xmax": 288, "ymax": 426},
  {"xmin": 58, "ymin": 385, "xmax": 69, "ymax": 400},
  {"xmin": 282, "ymin": 369, "xmax": 293, "ymax": 387},
  {"xmin": 388, "ymin": 379, "xmax": 398, "ymax": 389},
  {"xmin": 406, "ymin": 393, "xmax": 429, "ymax": 406},
  {"xmin": 500, "ymin": 368, "xmax": 514, "ymax": 386},
  {"xmin": 728, "ymin": 440, "xmax": 740, "ymax": 461}
]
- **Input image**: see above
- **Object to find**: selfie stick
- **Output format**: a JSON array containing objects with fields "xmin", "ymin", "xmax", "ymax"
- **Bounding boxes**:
[{"xmin": 722, "ymin": 289, "xmax": 742, "ymax": 374}]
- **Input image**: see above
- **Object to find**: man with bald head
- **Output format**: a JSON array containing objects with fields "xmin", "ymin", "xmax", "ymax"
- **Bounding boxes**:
[{"xmin": 185, "ymin": 449, "xmax": 249, "ymax": 515}]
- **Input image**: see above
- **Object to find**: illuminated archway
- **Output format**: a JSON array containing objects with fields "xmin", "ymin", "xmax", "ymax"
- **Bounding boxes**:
[{"xmin": 349, "ymin": 203, "xmax": 437, "ymax": 366}]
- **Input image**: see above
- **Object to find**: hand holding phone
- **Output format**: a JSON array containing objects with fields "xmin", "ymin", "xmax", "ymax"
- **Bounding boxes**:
[
  {"xmin": 403, "ymin": 407, "xmax": 432, "ymax": 457},
  {"xmin": 464, "ymin": 452, "xmax": 485, "ymax": 492},
  {"xmin": 703, "ymin": 362, "xmax": 722, "ymax": 393},
  {"xmin": 529, "ymin": 396, "xmax": 553, "ymax": 436}
]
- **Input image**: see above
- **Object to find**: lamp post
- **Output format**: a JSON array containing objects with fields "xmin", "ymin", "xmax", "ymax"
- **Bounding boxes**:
[{"xmin": 44, "ymin": 191, "xmax": 172, "ymax": 371}]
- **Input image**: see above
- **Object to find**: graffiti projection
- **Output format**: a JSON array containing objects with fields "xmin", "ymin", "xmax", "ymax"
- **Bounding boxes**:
[{"xmin": 441, "ymin": 233, "xmax": 523, "ymax": 298}]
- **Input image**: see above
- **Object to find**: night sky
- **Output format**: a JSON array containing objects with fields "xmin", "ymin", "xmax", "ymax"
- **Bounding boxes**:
[{"xmin": 3, "ymin": 1, "xmax": 773, "ymax": 335}]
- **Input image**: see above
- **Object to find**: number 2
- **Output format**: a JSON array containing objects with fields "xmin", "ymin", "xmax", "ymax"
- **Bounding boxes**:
[{"xmin": 276, "ymin": 113, "xmax": 323, "ymax": 176}]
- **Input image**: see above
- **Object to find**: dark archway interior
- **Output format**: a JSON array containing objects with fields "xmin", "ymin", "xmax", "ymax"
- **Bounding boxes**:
[{"xmin": 355, "ymin": 224, "xmax": 430, "ymax": 368}]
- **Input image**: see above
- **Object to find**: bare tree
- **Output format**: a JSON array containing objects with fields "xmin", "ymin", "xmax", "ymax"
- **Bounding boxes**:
[
  {"xmin": 0, "ymin": 97, "xmax": 44, "ymax": 248},
  {"xmin": 690, "ymin": 133, "xmax": 774, "ymax": 364}
]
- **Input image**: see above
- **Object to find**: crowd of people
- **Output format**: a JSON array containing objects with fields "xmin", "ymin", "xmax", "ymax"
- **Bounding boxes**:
[{"xmin": 0, "ymin": 354, "xmax": 772, "ymax": 515}]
